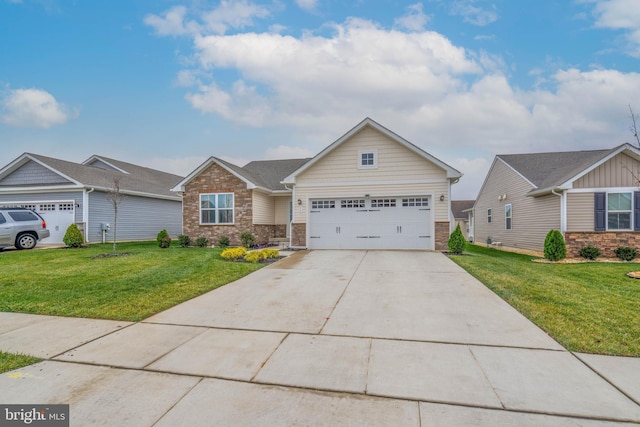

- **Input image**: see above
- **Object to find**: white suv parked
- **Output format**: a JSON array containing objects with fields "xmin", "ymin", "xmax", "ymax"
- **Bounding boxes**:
[{"xmin": 0, "ymin": 207, "xmax": 51, "ymax": 250}]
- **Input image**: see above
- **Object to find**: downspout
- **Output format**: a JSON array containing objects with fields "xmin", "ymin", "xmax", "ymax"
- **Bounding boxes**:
[
  {"xmin": 283, "ymin": 183, "xmax": 294, "ymax": 247},
  {"xmin": 83, "ymin": 187, "xmax": 94, "ymax": 243},
  {"xmin": 551, "ymin": 189, "xmax": 565, "ymax": 234}
]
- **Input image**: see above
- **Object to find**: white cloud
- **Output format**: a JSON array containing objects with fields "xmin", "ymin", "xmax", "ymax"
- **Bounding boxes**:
[
  {"xmin": 295, "ymin": 0, "xmax": 318, "ymax": 12},
  {"xmin": 0, "ymin": 88, "xmax": 74, "ymax": 128},
  {"xmin": 450, "ymin": 157, "xmax": 491, "ymax": 199},
  {"xmin": 201, "ymin": 0, "xmax": 270, "ymax": 35},
  {"xmin": 144, "ymin": 6, "xmax": 195, "ymax": 36},
  {"xmin": 394, "ymin": 3, "xmax": 430, "ymax": 32},
  {"xmin": 449, "ymin": 0, "xmax": 498, "ymax": 26},
  {"xmin": 589, "ymin": 0, "xmax": 640, "ymax": 56},
  {"xmin": 265, "ymin": 145, "xmax": 315, "ymax": 160}
]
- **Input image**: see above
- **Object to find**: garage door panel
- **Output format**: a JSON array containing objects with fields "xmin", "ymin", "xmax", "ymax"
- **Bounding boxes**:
[{"xmin": 308, "ymin": 197, "xmax": 432, "ymax": 250}]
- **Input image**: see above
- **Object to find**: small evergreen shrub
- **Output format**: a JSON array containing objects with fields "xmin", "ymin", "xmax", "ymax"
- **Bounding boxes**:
[
  {"xmin": 220, "ymin": 247, "xmax": 247, "ymax": 261},
  {"xmin": 614, "ymin": 246, "xmax": 638, "ymax": 261},
  {"xmin": 578, "ymin": 246, "xmax": 601, "ymax": 260},
  {"xmin": 244, "ymin": 251, "xmax": 262, "ymax": 263},
  {"xmin": 240, "ymin": 231, "xmax": 255, "ymax": 248},
  {"xmin": 63, "ymin": 223, "xmax": 84, "ymax": 248},
  {"xmin": 156, "ymin": 229, "xmax": 171, "ymax": 248},
  {"xmin": 447, "ymin": 224, "xmax": 466, "ymax": 254},
  {"xmin": 218, "ymin": 235, "xmax": 230, "ymax": 248},
  {"xmin": 195, "ymin": 236, "xmax": 209, "ymax": 248},
  {"xmin": 177, "ymin": 234, "xmax": 191, "ymax": 248},
  {"xmin": 543, "ymin": 229, "xmax": 566, "ymax": 261}
]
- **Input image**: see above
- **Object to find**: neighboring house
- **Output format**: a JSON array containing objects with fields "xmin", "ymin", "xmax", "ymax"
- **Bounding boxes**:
[
  {"xmin": 473, "ymin": 143, "xmax": 640, "ymax": 256},
  {"xmin": 0, "ymin": 153, "xmax": 183, "ymax": 244},
  {"xmin": 173, "ymin": 117, "xmax": 462, "ymax": 250},
  {"xmin": 451, "ymin": 200, "xmax": 474, "ymax": 241}
]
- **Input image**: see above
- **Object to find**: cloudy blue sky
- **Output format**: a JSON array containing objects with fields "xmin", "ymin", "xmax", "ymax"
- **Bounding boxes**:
[{"xmin": 1, "ymin": 0, "xmax": 639, "ymax": 198}]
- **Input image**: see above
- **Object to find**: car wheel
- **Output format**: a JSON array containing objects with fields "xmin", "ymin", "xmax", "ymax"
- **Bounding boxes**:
[{"xmin": 16, "ymin": 233, "xmax": 37, "ymax": 250}]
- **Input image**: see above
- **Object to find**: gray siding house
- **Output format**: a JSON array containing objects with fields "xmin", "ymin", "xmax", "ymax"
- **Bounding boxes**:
[
  {"xmin": 0, "ymin": 153, "xmax": 183, "ymax": 244},
  {"xmin": 473, "ymin": 143, "xmax": 640, "ymax": 257}
]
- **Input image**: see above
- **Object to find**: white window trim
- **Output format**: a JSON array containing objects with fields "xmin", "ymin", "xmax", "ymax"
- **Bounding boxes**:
[
  {"xmin": 358, "ymin": 149, "xmax": 378, "ymax": 169},
  {"xmin": 487, "ymin": 208, "xmax": 492, "ymax": 223},
  {"xmin": 607, "ymin": 191, "xmax": 632, "ymax": 231},
  {"xmin": 199, "ymin": 193, "xmax": 235, "ymax": 225},
  {"xmin": 505, "ymin": 204, "xmax": 512, "ymax": 230}
]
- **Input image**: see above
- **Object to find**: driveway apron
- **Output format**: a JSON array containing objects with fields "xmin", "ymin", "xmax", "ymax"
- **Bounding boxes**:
[{"xmin": 1, "ymin": 250, "xmax": 639, "ymax": 426}]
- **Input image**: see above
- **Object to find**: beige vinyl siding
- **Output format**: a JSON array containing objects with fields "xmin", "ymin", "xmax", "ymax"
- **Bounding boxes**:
[
  {"xmin": 296, "ymin": 127, "xmax": 447, "ymax": 184},
  {"xmin": 474, "ymin": 159, "xmax": 560, "ymax": 251},
  {"xmin": 293, "ymin": 126, "xmax": 449, "ymax": 223},
  {"xmin": 566, "ymin": 192, "xmax": 595, "ymax": 231},
  {"xmin": 274, "ymin": 196, "xmax": 291, "ymax": 225},
  {"xmin": 574, "ymin": 153, "xmax": 640, "ymax": 188},
  {"xmin": 252, "ymin": 191, "xmax": 275, "ymax": 225}
]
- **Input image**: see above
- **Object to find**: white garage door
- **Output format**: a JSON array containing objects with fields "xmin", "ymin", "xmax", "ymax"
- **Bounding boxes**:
[
  {"xmin": 308, "ymin": 197, "xmax": 432, "ymax": 249},
  {"xmin": 25, "ymin": 202, "xmax": 76, "ymax": 244}
]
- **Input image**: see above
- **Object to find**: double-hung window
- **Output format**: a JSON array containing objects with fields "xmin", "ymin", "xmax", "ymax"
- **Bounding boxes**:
[
  {"xmin": 505, "ymin": 204, "xmax": 512, "ymax": 230},
  {"xmin": 200, "ymin": 193, "xmax": 234, "ymax": 224},
  {"xmin": 607, "ymin": 192, "xmax": 632, "ymax": 230},
  {"xmin": 487, "ymin": 208, "xmax": 492, "ymax": 223}
]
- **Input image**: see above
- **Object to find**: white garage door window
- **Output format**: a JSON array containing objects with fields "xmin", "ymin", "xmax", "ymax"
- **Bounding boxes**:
[
  {"xmin": 308, "ymin": 197, "xmax": 432, "ymax": 249},
  {"xmin": 23, "ymin": 202, "xmax": 75, "ymax": 244}
]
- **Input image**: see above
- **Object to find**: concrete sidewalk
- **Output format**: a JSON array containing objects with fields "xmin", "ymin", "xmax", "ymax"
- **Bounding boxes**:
[{"xmin": 1, "ymin": 250, "xmax": 639, "ymax": 426}]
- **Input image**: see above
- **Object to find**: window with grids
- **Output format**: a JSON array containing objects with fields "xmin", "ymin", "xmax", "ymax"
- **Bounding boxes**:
[
  {"xmin": 340, "ymin": 199, "xmax": 365, "ymax": 208},
  {"xmin": 358, "ymin": 150, "xmax": 377, "ymax": 168},
  {"xmin": 505, "ymin": 204, "xmax": 512, "ymax": 230},
  {"xmin": 371, "ymin": 199, "xmax": 396, "ymax": 208},
  {"xmin": 40, "ymin": 204, "xmax": 56, "ymax": 211},
  {"xmin": 21, "ymin": 204, "xmax": 36, "ymax": 211},
  {"xmin": 607, "ymin": 192, "xmax": 632, "ymax": 230},
  {"xmin": 487, "ymin": 208, "xmax": 492, "ymax": 223},
  {"xmin": 402, "ymin": 198, "xmax": 429, "ymax": 207},
  {"xmin": 59, "ymin": 203, "xmax": 74, "ymax": 211},
  {"xmin": 200, "ymin": 193, "xmax": 234, "ymax": 224},
  {"xmin": 311, "ymin": 200, "xmax": 335, "ymax": 209}
]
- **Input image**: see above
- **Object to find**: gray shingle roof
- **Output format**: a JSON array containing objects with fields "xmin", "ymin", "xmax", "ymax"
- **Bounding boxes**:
[
  {"xmin": 28, "ymin": 153, "xmax": 183, "ymax": 198},
  {"xmin": 497, "ymin": 145, "xmax": 623, "ymax": 192},
  {"xmin": 451, "ymin": 200, "xmax": 474, "ymax": 219},
  {"xmin": 243, "ymin": 158, "xmax": 311, "ymax": 191}
]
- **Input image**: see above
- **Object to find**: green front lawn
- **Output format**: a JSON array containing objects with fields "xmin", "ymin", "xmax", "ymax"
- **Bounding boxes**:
[
  {"xmin": 451, "ymin": 244, "xmax": 640, "ymax": 356},
  {"xmin": 0, "ymin": 242, "xmax": 264, "ymax": 322},
  {"xmin": 0, "ymin": 352, "xmax": 41, "ymax": 374}
]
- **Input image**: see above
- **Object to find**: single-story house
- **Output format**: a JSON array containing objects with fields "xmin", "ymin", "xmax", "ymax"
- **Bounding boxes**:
[
  {"xmin": 451, "ymin": 200, "xmax": 474, "ymax": 241},
  {"xmin": 0, "ymin": 153, "xmax": 183, "ymax": 244},
  {"xmin": 172, "ymin": 117, "xmax": 462, "ymax": 250},
  {"xmin": 473, "ymin": 143, "xmax": 640, "ymax": 257}
]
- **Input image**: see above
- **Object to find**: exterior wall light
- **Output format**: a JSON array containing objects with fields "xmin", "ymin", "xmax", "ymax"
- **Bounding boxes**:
[{"xmin": 439, "ymin": 194, "xmax": 445, "ymax": 202}]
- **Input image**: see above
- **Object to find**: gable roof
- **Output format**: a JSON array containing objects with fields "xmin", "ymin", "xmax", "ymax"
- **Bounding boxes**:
[
  {"xmin": 282, "ymin": 117, "xmax": 462, "ymax": 184},
  {"xmin": 451, "ymin": 200, "xmax": 474, "ymax": 219},
  {"xmin": 495, "ymin": 143, "xmax": 640, "ymax": 196},
  {"xmin": 171, "ymin": 157, "xmax": 311, "ymax": 193},
  {"xmin": 0, "ymin": 153, "xmax": 183, "ymax": 199}
]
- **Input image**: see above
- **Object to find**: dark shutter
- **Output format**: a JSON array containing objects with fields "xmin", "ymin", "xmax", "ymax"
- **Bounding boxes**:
[
  {"xmin": 635, "ymin": 192, "xmax": 640, "ymax": 231},
  {"xmin": 594, "ymin": 192, "xmax": 606, "ymax": 231}
]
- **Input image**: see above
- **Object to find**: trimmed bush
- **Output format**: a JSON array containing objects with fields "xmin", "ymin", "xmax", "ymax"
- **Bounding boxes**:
[
  {"xmin": 195, "ymin": 236, "xmax": 209, "ymax": 248},
  {"xmin": 177, "ymin": 234, "xmax": 191, "ymax": 248},
  {"xmin": 240, "ymin": 231, "xmax": 255, "ymax": 248},
  {"xmin": 218, "ymin": 235, "xmax": 230, "ymax": 248},
  {"xmin": 579, "ymin": 246, "xmax": 601, "ymax": 260},
  {"xmin": 262, "ymin": 248, "xmax": 280, "ymax": 259},
  {"xmin": 244, "ymin": 251, "xmax": 262, "ymax": 263},
  {"xmin": 447, "ymin": 224, "xmax": 466, "ymax": 255},
  {"xmin": 220, "ymin": 247, "xmax": 247, "ymax": 261},
  {"xmin": 614, "ymin": 246, "xmax": 638, "ymax": 261},
  {"xmin": 63, "ymin": 223, "xmax": 84, "ymax": 248},
  {"xmin": 156, "ymin": 229, "xmax": 171, "ymax": 248},
  {"xmin": 543, "ymin": 229, "xmax": 566, "ymax": 261}
]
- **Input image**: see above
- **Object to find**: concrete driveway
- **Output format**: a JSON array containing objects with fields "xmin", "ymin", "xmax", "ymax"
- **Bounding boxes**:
[{"xmin": 1, "ymin": 250, "xmax": 639, "ymax": 426}]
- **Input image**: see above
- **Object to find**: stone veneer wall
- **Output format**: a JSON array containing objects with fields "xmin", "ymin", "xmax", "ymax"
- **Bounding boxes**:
[
  {"xmin": 565, "ymin": 231, "xmax": 640, "ymax": 258},
  {"xmin": 182, "ymin": 162, "xmax": 283, "ymax": 246},
  {"xmin": 291, "ymin": 223, "xmax": 306, "ymax": 247},
  {"xmin": 435, "ymin": 221, "xmax": 450, "ymax": 251}
]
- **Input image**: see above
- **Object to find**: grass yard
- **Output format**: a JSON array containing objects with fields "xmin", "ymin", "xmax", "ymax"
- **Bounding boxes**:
[
  {"xmin": 0, "ymin": 242, "xmax": 264, "ymax": 322},
  {"xmin": 450, "ymin": 244, "xmax": 640, "ymax": 356},
  {"xmin": 0, "ymin": 351, "xmax": 41, "ymax": 374}
]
